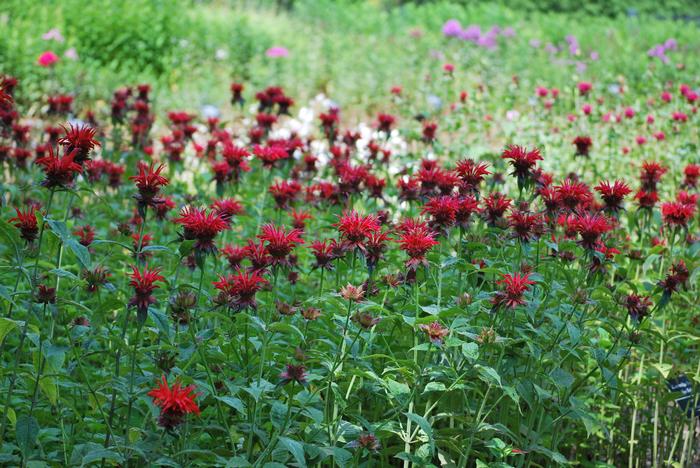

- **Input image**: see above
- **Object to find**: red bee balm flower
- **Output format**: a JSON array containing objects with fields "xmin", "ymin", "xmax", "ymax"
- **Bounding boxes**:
[
  {"xmin": 661, "ymin": 201, "xmax": 695, "ymax": 228},
  {"xmin": 501, "ymin": 145, "xmax": 542, "ymax": 182},
  {"xmin": 422, "ymin": 196, "xmax": 459, "ymax": 231},
  {"xmin": 572, "ymin": 213, "xmax": 612, "ymax": 249},
  {"xmin": 492, "ymin": 272, "xmax": 535, "ymax": 309},
  {"xmin": 639, "ymin": 161, "xmax": 667, "ymax": 192},
  {"xmin": 397, "ymin": 222, "xmax": 439, "ymax": 270},
  {"xmin": 454, "ymin": 159, "xmax": 490, "ymax": 192},
  {"xmin": 572, "ymin": 136, "xmax": 592, "ymax": 157},
  {"xmin": 257, "ymin": 224, "xmax": 304, "ymax": 266},
  {"xmin": 213, "ymin": 268, "xmax": 268, "ymax": 310},
  {"xmin": 128, "ymin": 264, "xmax": 164, "ymax": 319},
  {"xmin": 595, "ymin": 180, "xmax": 632, "ymax": 212},
  {"xmin": 58, "ymin": 124, "xmax": 100, "ymax": 163},
  {"xmin": 279, "ymin": 364, "xmax": 307, "ymax": 385},
  {"xmin": 335, "ymin": 210, "xmax": 381, "ymax": 252},
  {"xmin": 508, "ymin": 209, "xmax": 545, "ymax": 242},
  {"xmin": 174, "ymin": 207, "xmax": 229, "ymax": 254},
  {"xmin": 9, "ymin": 207, "xmax": 38, "ymax": 243},
  {"xmin": 130, "ymin": 163, "xmax": 169, "ymax": 209},
  {"xmin": 420, "ymin": 321, "xmax": 449, "ymax": 345},
  {"xmin": 35, "ymin": 147, "xmax": 82, "ymax": 188},
  {"xmin": 148, "ymin": 375, "xmax": 200, "ymax": 430},
  {"xmin": 482, "ymin": 192, "xmax": 512, "ymax": 226}
]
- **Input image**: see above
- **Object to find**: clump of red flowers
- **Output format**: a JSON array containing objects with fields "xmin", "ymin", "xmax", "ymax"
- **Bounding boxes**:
[
  {"xmin": 213, "ymin": 268, "xmax": 268, "ymax": 311},
  {"xmin": 174, "ymin": 206, "xmax": 229, "ymax": 256},
  {"xmin": 58, "ymin": 124, "xmax": 100, "ymax": 164},
  {"xmin": 35, "ymin": 147, "xmax": 82, "ymax": 188},
  {"xmin": 148, "ymin": 376, "xmax": 200, "ymax": 430},
  {"xmin": 335, "ymin": 210, "xmax": 381, "ymax": 252},
  {"xmin": 258, "ymin": 223, "xmax": 304, "ymax": 267},
  {"xmin": 595, "ymin": 180, "xmax": 632, "ymax": 213},
  {"xmin": 420, "ymin": 321, "xmax": 449, "ymax": 345},
  {"xmin": 128, "ymin": 264, "xmax": 164, "ymax": 321},
  {"xmin": 492, "ymin": 272, "xmax": 535, "ymax": 310},
  {"xmin": 130, "ymin": 163, "xmax": 169, "ymax": 210},
  {"xmin": 501, "ymin": 145, "xmax": 542, "ymax": 189},
  {"xmin": 572, "ymin": 136, "xmax": 592, "ymax": 157},
  {"xmin": 660, "ymin": 201, "xmax": 695, "ymax": 229},
  {"xmin": 396, "ymin": 220, "xmax": 439, "ymax": 272},
  {"xmin": 9, "ymin": 207, "xmax": 38, "ymax": 243}
]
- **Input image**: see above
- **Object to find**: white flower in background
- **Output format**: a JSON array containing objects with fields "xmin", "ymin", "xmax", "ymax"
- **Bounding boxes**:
[
  {"xmin": 506, "ymin": 110, "xmax": 520, "ymax": 121},
  {"xmin": 63, "ymin": 48, "xmax": 78, "ymax": 60},
  {"xmin": 201, "ymin": 105, "xmax": 220, "ymax": 119},
  {"xmin": 215, "ymin": 48, "xmax": 228, "ymax": 61},
  {"xmin": 42, "ymin": 28, "xmax": 64, "ymax": 42},
  {"xmin": 427, "ymin": 94, "xmax": 442, "ymax": 111},
  {"xmin": 270, "ymin": 127, "xmax": 292, "ymax": 140}
]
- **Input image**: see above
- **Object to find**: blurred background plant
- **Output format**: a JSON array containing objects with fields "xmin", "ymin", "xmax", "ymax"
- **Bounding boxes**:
[{"xmin": 1, "ymin": 0, "xmax": 698, "ymax": 114}]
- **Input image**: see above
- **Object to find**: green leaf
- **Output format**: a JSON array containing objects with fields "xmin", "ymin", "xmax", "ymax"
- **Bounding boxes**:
[
  {"xmin": 217, "ymin": 396, "xmax": 247, "ymax": 413},
  {"xmin": 652, "ymin": 363, "xmax": 673, "ymax": 379},
  {"xmin": 49, "ymin": 268, "xmax": 79, "ymax": 280},
  {"xmin": 550, "ymin": 368, "xmax": 574, "ymax": 390},
  {"xmin": 39, "ymin": 377, "xmax": 58, "ymax": 406},
  {"xmin": 476, "ymin": 365, "xmax": 502, "ymax": 387},
  {"xmin": 15, "ymin": 415, "xmax": 39, "ymax": 456},
  {"xmin": 422, "ymin": 382, "xmax": 446, "ymax": 394},
  {"xmin": 149, "ymin": 309, "xmax": 172, "ymax": 341},
  {"xmin": 420, "ymin": 305, "xmax": 440, "ymax": 315},
  {"xmin": 0, "ymin": 318, "xmax": 21, "ymax": 343},
  {"xmin": 0, "ymin": 218, "xmax": 22, "ymax": 261},
  {"xmin": 178, "ymin": 240, "xmax": 196, "ymax": 257},
  {"xmin": 46, "ymin": 219, "xmax": 91, "ymax": 269},
  {"xmin": 461, "ymin": 342, "xmax": 479, "ymax": 361},
  {"xmin": 279, "ymin": 436, "xmax": 306, "ymax": 467},
  {"xmin": 405, "ymin": 412, "xmax": 435, "ymax": 456},
  {"xmin": 142, "ymin": 245, "xmax": 175, "ymax": 255},
  {"xmin": 81, "ymin": 448, "xmax": 124, "ymax": 466}
]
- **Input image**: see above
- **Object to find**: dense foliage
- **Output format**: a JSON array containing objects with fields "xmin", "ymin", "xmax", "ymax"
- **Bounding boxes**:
[{"xmin": 0, "ymin": 1, "xmax": 699, "ymax": 467}]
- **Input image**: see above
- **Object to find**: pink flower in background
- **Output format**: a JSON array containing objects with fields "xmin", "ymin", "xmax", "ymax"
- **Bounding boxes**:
[
  {"xmin": 265, "ymin": 46, "xmax": 289, "ymax": 58},
  {"xmin": 64, "ymin": 48, "xmax": 78, "ymax": 60},
  {"xmin": 42, "ymin": 28, "xmax": 64, "ymax": 42},
  {"xmin": 38, "ymin": 51, "xmax": 59, "ymax": 67},
  {"xmin": 443, "ymin": 63, "xmax": 454, "ymax": 73}
]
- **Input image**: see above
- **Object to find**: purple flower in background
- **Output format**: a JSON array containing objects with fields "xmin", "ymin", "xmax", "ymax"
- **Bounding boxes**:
[
  {"xmin": 64, "ymin": 48, "xmax": 78, "ymax": 60},
  {"xmin": 265, "ymin": 46, "xmax": 289, "ymax": 58},
  {"xmin": 478, "ymin": 32, "xmax": 498, "ymax": 49},
  {"xmin": 648, "ymin": 44, "xmax": 669, "ymax": 63},
  {"xmin": 530, "ymin": 39, "xmax": 541, "ymax": 48},
  {"xmin": 545, "ymin": 43, "xmax": 558, "ymax": 54},
  {"xmin": 648, "ymin": 38, "xmax": 678, "ymax": 64},
  {"xmin": 430, "ymin": 49, "xmax": 445, "ymax": 60},
  {"xmin": 42, "ymin": 28, "xmax": 64, "ymax": 43},
  {"xmin": 460, "ymin": 25, "xmax": 481, "ymax": 42},
  {"xmin": 442, "ymin": 19, "xmax": 462, "ymax": 37},
  {"xmin": 576, "ymin": 61, "xmax": 587, "ymax": 73},
  {"xmin": 590, "ymin": 51, "xmax": 599, "ymax": 61},
  {"xmin": 502, "ymin": 27, "xmax": 516, "ymax": 38},
  {"xmin": 566, "ymin": 35, "xmax": 579, "ymax": 55}
]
